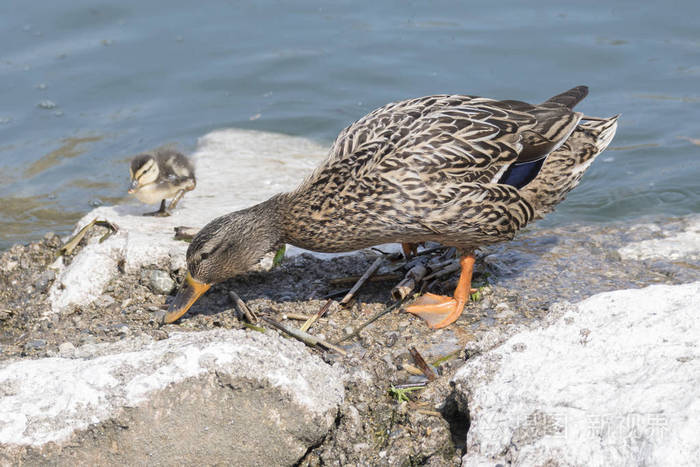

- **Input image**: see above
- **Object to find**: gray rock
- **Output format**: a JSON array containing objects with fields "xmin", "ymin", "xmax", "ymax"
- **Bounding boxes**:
[
  {"xmin": 143, "ymin": 269, "xmax": 175, "ymax": 295},
  {"xmin": 0, "ymin": 329, "xmax": 344, "ymax": 466},
  {"xmin": 24, "ymin": 339, "xmax": 46, "ymax": 351}
]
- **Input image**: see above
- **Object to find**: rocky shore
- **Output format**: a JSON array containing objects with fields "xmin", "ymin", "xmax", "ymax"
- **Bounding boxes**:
[{"xmin": 1, "ymin": 130, "xmax": 698, "ymax": 466}]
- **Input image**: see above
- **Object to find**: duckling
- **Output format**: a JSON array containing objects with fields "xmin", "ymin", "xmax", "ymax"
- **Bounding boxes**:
[
  {"xmin": 165, "ymin": 86, "xmax": 618, "ymax": 327},
  {"xmin": 128, "ymin": 149, "xmax": 196, "ymax": 216}
]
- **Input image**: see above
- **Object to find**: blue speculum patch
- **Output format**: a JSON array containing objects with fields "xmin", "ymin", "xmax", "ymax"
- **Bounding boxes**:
[{"xmin": 498, "ymin": 158, "xmax": 546, "ymax": 189}]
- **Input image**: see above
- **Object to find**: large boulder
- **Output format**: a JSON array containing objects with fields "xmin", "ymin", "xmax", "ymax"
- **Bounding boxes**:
[
  {"xmin": 0, "ymin": 329, "xmax": 344, "ymax": 466},
  {"xmin": 455, "ymin": 281, "xmax": 700, "ymax": 466}
]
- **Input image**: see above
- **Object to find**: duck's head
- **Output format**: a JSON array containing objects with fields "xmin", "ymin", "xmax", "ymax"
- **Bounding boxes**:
[
  {"xmin": 128, "ymin": 154, "xmax": 159, "ymax": 193},
  {"xmin": 164, "ymin": 201, "xmax": 282, "ymax": 324}
]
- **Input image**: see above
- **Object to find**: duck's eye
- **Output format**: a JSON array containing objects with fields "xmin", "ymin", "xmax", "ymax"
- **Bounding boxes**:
[{"xmin": 199, "ymin": 252, "xmax": 210, "ymax": 261}]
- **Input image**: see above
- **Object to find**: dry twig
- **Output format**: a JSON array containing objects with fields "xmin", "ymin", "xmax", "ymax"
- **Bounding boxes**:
[
  {"xmin": 401, "ymin": 364, "xmax": 425, "ymax": 376},
  {"xmin": 173, "ymin": 226, "xmax": 199, "ymax": 241},
  {"xmin": 261, "ymin": 316, "xmax": 347, "ymax": 355},
  {"xmin": 59, "ymin": 218, "xmax": 118, "ymax": 256},
  {"xmin": 332, "ymin": 298, "xmax": 407, "ymax": 344},
  {"xmin": 393, "ymin": 381, "xmax": 428, "ymax": 389},
  {"xmin": 229, "ymin": 291, "xmax": 258, "ymax": 324},
  {"xmin": 300, "ymin": 298, "xmax": 334, "ymax": 332},
  {"xmin": 409, "ymin": 346, "xmax": 437, "ymax": 381},
  {"xmin": 339, "ymin": 256, "xmax": 384, "ymax": 306},
  {"xmin": 423, "ymin": 260, "xmax": 460, "ymax": 282},
  {"xmin": 281, "ymin": 313, "xmax": 312, "ymax": 321},
  {"xmin": 391, "ymin": 263, "xmax": 428, "ymax": 300}
]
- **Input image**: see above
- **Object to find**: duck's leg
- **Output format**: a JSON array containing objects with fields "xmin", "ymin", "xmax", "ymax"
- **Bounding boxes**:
[
  {"xmin": 143, "ymin": 199, "xmax": 170, "ymax": 217},
  {"xmin": 404, "ymin": 252, "xmax": 475, "ymax": 329},
  {"xmin": 167, "ymin": 189, "xmax": 186, "ymax": 212}
]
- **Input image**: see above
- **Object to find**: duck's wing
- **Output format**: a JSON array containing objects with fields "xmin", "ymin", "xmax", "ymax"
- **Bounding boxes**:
[
  {"xmin": 308, "ymin": 95, "xmax": 539, "ymax": 191},
  {"xmin": 352, "ymin": 95, "xmax": 582, "ymax": 243}
]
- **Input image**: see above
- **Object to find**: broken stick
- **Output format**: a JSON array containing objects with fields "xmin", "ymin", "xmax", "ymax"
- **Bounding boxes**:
[
  {"xmin": 391, "ymin": 263, "xmax": 428, "ymax": 301},
  {"xmin": 332, "ymin": 298, "xmax": 407, "ymax": 344},
  {"xmin": 339, "ymin": 256, "xmax": 384, "ymax": 306},
  {"xmin": 300, "ymin": 298, "xmax": 334, "ymax": 332},
  {"xmin": 261, "ymin": 316, "xmax": 347, "ymax": 355},
  {"xmin": 409, "ymin": 346, "xmax": 437, "ymax": 381},
  {"xmin": 59, "ymin": 218, "xmax": 119, "ymax": 256},
  {"xmin": 174, "ymin": 226, "xmax": 199, "ymax": 241},
  {"xmin": 229, "ymin": 291, "xmax": 258, "ymax": 324}
]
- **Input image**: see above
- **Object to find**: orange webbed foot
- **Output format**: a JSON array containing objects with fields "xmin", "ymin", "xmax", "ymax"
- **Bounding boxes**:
[
  {"xmin": 403, "ymin": 252, "xmax": 476, "ymax": 329},
  {"xmin": 405, "ymin": 293, "xmax": 462, "ymax": 329}
]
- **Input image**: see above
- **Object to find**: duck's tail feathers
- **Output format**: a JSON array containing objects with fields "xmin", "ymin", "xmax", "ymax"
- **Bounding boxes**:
[
  {"xmin": 543, "ymin": 85, "xmax": 589, "ymax": 110},
  {"xmin": 521, "ymin": 114, "xmax": 619, "ymax": 217}
]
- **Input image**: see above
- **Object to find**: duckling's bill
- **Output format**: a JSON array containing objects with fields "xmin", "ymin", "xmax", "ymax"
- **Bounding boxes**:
[
  {"xmin": 164, "ymin": 272, "xmax": 211, "ymax": 324},
  {"xmin": 127, "ymin": 179, "xmax": 139, "ymax": 193}
]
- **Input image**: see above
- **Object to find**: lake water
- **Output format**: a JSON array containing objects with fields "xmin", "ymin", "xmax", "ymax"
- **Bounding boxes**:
[{"xmin": 1, "ymin": 0, "xmax": 699, "ymax": 249}]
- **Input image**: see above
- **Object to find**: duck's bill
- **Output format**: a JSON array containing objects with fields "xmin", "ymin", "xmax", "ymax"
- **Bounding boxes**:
[
  {"xmin": 164, "ymin": 272, "xmax": 211, "ymax": 324},
  {"xmin": 127, "ymin": 180, "xmax": 139, "ymax": 193}
]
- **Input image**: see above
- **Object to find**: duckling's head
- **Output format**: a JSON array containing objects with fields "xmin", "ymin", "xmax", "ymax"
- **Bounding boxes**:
[
  {"xmin": 164, "ymin": 199, "xmax": 282, "ymax": 324},
  {"xmin": 128, "ymin": 154, "xmax": 160, "ymax": 193}
]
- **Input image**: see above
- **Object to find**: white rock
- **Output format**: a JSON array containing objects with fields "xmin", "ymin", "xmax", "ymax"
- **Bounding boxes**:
[
  {"xmin": 456, "ymin": 282, "xmax": 700, "ymax": 467},
  {"xmin": 48, "ymin": 234, "xmax": 125, "ymax": 313},
  {"xmin": 0, "ymin": 329, "xmax": 344, "ymax": 465}
]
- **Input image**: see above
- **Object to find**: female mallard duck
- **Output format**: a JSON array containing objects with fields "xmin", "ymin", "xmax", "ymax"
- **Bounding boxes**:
[
  {"xmin": 166, "ymin": 86, "xmax": 618, "ymax": 328},
  {"xmin": 128, "ymin": 149, "xmax": 196, "ymax": 216}
]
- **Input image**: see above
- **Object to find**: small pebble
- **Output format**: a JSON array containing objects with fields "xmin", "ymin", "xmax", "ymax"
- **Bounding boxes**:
[
  {"xmin": 43, "ymin": 232, "xmax": 61, "ymax": 248},
  {"xmin": 150, "ymin": 329, "xmax": 169, "ymax": 340},
  {"xmin": 113, "ymin": 323, "xmax": 130, "ymax": 336},
  {"xmin": 34, "ymin": 270, "xmax": 56, "ymax": 293},
  {"xmin": 24, "ymin": 339, "xmax": 46, "ymax": 351},
  {"xmin": 58, "ymin": 342, "xmax": 76, "ymax": 357},
  {"xmin": 153, "ymin": 310, "xmax": 167, "ymax": 325},
  {"xmin": 143, "ymin": 270, "xmax": 175, "ymax": 295},
  {"xmin": 100, "ymin": 294, "xmax": 116, "ymax": 307}
]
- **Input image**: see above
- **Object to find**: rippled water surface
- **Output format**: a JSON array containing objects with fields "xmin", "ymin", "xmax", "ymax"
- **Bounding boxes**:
[{"xmin": 1, "ymin": 0, "xmax": 699, "ymax": 248}]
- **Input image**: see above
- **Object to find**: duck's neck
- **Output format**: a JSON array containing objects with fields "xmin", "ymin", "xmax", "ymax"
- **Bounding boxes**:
[{"xmin": 242, "ymin": 194, "xmax": 287, "ymax": 252}]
